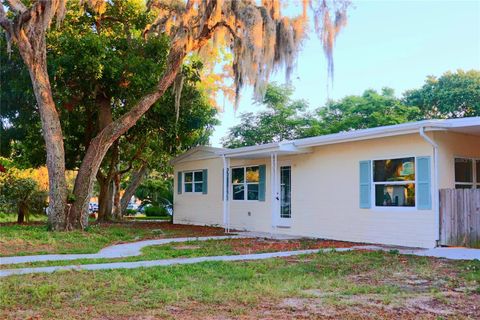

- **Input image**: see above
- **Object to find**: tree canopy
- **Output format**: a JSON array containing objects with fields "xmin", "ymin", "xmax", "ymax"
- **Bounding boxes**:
[
  {"xmin": 222, "ymin": 84, "xmax": 313, "ymax": 148},
  {"xmin": 403, "ymin": 70, "xmax": 480, "ymax": 118},
  {"xmin": 1, "ymin": 0, "xmax": 351, "ymax": 230},
  {"xmin": 222, "ymin": 71, "xmax": 479, "ymax": 148}
]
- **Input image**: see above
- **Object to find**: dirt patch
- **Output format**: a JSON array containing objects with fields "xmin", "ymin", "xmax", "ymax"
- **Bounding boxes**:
[
  {"xmin": 227, "ymin": 238, "xmax": 359, "ymax": 255},
  {"xmin": 0, "ymin": 239, "xmax": 56, "ymax": 256},
  {"xmin": 159, "ymin": 292, "xmax": 480, "ymax": 320},
  {"xmin": 102, "ymin": 222, "xmax": 228, "ymax": 236}
]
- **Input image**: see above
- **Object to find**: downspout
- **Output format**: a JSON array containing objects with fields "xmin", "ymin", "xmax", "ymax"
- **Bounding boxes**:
[
  {"xmin": 419, "ymin": 127, "xmax": 440, "ymax": 245},
  {"xmin": 222, "ymin": 155, "xmax": 228, "ymax": 233}
]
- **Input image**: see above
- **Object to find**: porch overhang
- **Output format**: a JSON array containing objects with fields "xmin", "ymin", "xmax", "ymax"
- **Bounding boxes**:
[{"xmin": 216, "ymin": 141, "xmax": 312, "ymax": 159}]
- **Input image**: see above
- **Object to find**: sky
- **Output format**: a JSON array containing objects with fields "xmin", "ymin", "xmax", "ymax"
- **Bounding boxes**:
[{"xmin": 209, "ymin": 0, "xmax": 480, "ymax": 147}]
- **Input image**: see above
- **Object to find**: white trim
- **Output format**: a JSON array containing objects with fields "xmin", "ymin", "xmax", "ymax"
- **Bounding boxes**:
[
  {"xmin": 277, "ymin": 163, "xmax": 292, "ymax": 226},
  {"xmin": 171, "ymin": 146, "xmax": 226, "ymax": 165},
  {"xmin": 230, "ymin": 165, "xmax": 261, "ymax": 202},
  {"xmin": 271, "ymin": 153, "xmax": 278, "ymax": 230},
  {"xmin": 419, "ymin": 127, "xmax": 439, "ymax": 244},
  {"xmin": 371, "ymin": 156, "xmax": 418, "ymax": 210},
  {"xmin": 454, "ymin": 156, "xmax": 480, "ymax": 189},
  {"xmin": 183, "ymin": 170, "xmax": 204, "ymax": 194},
  {"xmin": 173, "ymin": 118, "xmax": 479, "ymax": 163}
]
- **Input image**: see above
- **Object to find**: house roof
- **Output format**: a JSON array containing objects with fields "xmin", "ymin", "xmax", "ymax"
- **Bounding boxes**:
[
  {"xmin": 170, "ymin": 146, "xmax": 226, "ymax": 164},
  {"xmin": 172, "ymin": 117, "xmax": 480, "ymax": 162}
]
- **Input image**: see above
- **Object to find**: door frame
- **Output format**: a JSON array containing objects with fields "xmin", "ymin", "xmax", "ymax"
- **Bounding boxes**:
[{"xmin": 276, "ymin": 161, "xmax": 292, "ymax": 227}]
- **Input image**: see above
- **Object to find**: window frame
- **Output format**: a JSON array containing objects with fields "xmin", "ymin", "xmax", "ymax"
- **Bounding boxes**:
[
  {"xmin": 454, "ymin": 157, "xmax": 480, "ymax": 189},
  {"xmin": 183, "ymin": 170, "xmax": 204, "ymax": 194},
  {"xmin": 231, "ymin": 165, "xmax": 260, "ymax": 202},
  {"xmin": 371, "ymin": 156, "xmax": 418, "ymax": 210}
]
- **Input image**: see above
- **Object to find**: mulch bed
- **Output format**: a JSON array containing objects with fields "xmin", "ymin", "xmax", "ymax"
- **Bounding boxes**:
[{"xmin": 219, "ymin": 238, "xmax": 362, "ymax": 255}]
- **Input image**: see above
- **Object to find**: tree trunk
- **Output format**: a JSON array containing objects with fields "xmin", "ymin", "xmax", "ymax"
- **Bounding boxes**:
[
  {"xmin": 17, "ymin": 203, "xmax": 27, "ymax": 224},
  {"xmin": 97, "ymin": 175, "xmax": 114, "ymax": 222},
  {"xmin": 69, "ymin": 46, "xmax": 186, "ymax": 229},
  {"xmin": 18, "ymin": 37, "xmax": 68, "ymax": 231},
  {"xmin": 120, "ymin": 164, "xmax": 148, "ymax": 216},
  {"xmin": 112, "ymin": 172, "xmax": 122, "ymax": 220},
  {"xmin": 94, "ymin": 95, "xmax": 115, "ymax": 222}
]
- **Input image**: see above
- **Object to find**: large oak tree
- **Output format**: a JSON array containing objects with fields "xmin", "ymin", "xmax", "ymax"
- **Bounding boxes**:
[{"xmin": 0, "ymin": 0, "xmax": 349, "ymax": 230}]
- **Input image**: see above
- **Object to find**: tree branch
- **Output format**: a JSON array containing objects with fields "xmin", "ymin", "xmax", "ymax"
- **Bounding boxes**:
[
  {"xmin": 6, "ymin": 0, "xmax": 27, "ymax": 13},
  {"xmin": 0, "ymin": 4, "xmax": 11, "ymax": 30},
  {"xmin": 118, "ymin": 139, "xmax": 148, "ymax": 175}
]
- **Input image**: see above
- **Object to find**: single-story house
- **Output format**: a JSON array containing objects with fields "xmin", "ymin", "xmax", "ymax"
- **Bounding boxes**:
[{"xmin": 171, "ymin": 117, "xmax": 480, "ymax": 248}]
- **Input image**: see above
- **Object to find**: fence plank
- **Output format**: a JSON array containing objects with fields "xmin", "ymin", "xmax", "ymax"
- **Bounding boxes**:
[{"xmin": 439, "ymin": 189, "xmax": 480, "ymax": 248}]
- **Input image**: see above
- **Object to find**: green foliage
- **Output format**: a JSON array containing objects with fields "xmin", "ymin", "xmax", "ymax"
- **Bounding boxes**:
[
  {"xmin": 404, "ymin": 70, "xmax": 480, "ymax": 118},
  {"xmin": 0, "ymin": 169, "xmax": 48, "ymax": 221},
  {"xmin": 144, "ymin": 206, "xmax": 168, "ymax": 217},
  {"xmin": 315, "ymin": 88, "xmax": 422, "ymax": 135},
  {"xmin": 222, "ymin": 70, "xmax": 479, "ymax": 148},
  {"xmin": 125, "ymin": 209, "xmax": 137, "ymax": 216},
  {"xmin": 222, "ymin": 85, "xmax": 421, "ymax": 147},
  {"xmin": 135, "ymin": 177, "xmax": 173, "ymax": 210},
  {"xmin": 222, "ymin": 84, "xmax": 313, "ymax": 148}
]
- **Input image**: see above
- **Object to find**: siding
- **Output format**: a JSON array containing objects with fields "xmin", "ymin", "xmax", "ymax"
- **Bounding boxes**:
[
  {"xmin": 435, "ymin": 131, "xmax": 480, "ymax": 189},
  {"xmin": 174, "ymin": 132, "xmax": 478, "ymax": 248}
]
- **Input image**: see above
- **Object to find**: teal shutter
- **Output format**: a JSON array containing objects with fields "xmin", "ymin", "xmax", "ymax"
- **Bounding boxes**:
[
  {"xmin": 258, "ymin": 165, "xmax": 266, "ymax": 201},
  {"xmin": 416, "ymin": 156, "xmax": 432, "ymax": 210},
  {"xmin": 359, "ymin": 160, "xmax": 371, "ymax": 208},
  {"xmin": 202, "ymin": 169, "xmax": 208, "ymax": 194},
  {"xmin": 177, "ymin": 171, "xmax": 182, "ymax": 194}
]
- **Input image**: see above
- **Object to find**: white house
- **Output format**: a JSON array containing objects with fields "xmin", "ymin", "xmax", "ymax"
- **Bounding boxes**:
[{"xmin": 171, "ymin": 117, "xmax": 480, "ymax": 248}]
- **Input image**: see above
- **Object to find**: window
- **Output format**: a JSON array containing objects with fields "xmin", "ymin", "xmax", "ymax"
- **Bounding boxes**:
[
  {"xmin": 455, "ymin": 158, "xmax": 479, "ymax": 189},
  {"xmin": 184, "ymin": 170, "xmax": 204, "ymax": 193},
  {"xmin": 231, "ymin": 166, "xmax": 259, "ymax": 200},
  {"xmin": 373, "ymin": 157, "xmax": 415, "ymax": 207}
]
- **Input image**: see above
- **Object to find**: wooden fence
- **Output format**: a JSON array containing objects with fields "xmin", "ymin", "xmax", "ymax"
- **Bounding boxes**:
[{"xmin": 439, "ymin": 189, "xmax": 480, "ymax": 248}]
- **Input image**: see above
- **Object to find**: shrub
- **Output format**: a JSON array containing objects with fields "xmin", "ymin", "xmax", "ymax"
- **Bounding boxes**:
[
  {"xmin": 126, "ymin": 209, "xmax": 137, "ymax": 216},
  {"xmin": 0, "ymin": 170, "xmax": 48, "ymax": 223},
  {"xmin": 144, "ymin": 205, "xmax": 168, "ymax": 217}
]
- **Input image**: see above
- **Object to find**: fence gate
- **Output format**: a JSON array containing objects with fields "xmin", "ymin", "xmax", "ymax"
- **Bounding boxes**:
[{"xmin": 439, "ymin": 189, "xmax": 480, "ymax": 248}]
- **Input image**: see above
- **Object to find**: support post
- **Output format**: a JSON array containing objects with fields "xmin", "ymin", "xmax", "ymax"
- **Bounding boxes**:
[
  {"xmin": 270, "ymin": 153, "xmax": 278, "ymax": 231},
  {"xmin": 222, "ymin": 155, "xmax": 229, "ymax": 233},
  {"xmin": 419, "ymin": 127, "xmax": 440, "ymax": 245}
]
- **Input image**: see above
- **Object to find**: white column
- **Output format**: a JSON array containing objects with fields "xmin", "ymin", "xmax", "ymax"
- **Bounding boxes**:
[
  {"xmin": 222, "ymin": 155, "xmax": 228, "ymax": 232},
  {"xmin": 270, "ymin": 153, "xmax": 278, "ymax": 230}
]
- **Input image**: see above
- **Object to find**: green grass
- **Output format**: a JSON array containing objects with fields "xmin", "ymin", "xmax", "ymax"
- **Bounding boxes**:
[
  {"xmin": 0, "ymin": 212, "xmax": 47, "ymax": 223},
  {"xmin": 1, "ymin": 251, "xmax": 478, "ymax": 319},
  {"xmin": 0, "ymin": 238, "xmax": 327, "ymax": 269},
  {"xmin": 0, "ymin": 222, "xmax": 206, "ymax": 257},
  {"xmin": 1, "ymin": 239, "xmax": 238, "ymax": 269}
]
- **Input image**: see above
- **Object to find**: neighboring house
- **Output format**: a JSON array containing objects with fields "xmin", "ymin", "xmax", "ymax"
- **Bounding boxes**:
[{"xmin": 171, "ymin": 117, "xmax": 480, "ymax": 248}]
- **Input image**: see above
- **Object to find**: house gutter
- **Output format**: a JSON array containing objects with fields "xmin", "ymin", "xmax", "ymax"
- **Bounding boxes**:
[
  {"xmin": 419, "ymin": 127, "xmax": 440, "ymax": 245},
  {"xmin": 222, "ymin": 155, "xmax": 229, "ymax": 233}
]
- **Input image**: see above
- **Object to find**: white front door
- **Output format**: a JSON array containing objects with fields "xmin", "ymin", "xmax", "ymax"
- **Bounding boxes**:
[{"xmin": 277, "ymin": 164, "xmax": 292, "ymax": 227}]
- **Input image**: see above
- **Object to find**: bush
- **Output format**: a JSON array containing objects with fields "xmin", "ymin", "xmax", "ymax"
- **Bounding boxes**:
[
  {"xmin": 0, "ymin": 169, "xmax": 48, "ymax": 223},
  {"xmin": 144, "ymin": 205, "xmax": 168, "ymax": 217},
  {"xmin": 126, "ymin": 209, "xmax": 137, "ymax": 216}
]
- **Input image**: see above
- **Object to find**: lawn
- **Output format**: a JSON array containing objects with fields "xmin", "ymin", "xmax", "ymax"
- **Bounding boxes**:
[
  {"xmin": 1, "ymin": 251, "xmax": 479, "ymax": 319},
  {"xmin": 0, "ymin": 237, "xmax": 357, "ymax": 269},
  {"xmin": 0, "ymin": 222, "xmax": 226, "ymax": 256}
]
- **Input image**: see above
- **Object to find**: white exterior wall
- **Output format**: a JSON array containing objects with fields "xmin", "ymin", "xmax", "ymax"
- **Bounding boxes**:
[
  {"xmin": 173, "ymin": 132, "xmax": 467, "ymax": 248},
  {"xmin": 279, "ymin": 134, "xmax": 436, "ymax": 248},
  {"xmin": 434, "ymin": 131, "xmax": 480, "ymax": 189},
  {"xmin": 173, "ymin": 157, "xmax": 224, "ymax": 226}
]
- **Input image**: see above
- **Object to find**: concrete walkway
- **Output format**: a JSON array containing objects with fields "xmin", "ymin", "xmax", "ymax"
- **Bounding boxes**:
[
  {"xmin": 352, "ymin": 245, "xmax": 480, "ymax": 260},
  {"xmin": 0, "ymin": 248, "xmax": 354, "ymax": 277},
  {"xmin": 1, "ymin": 235, "xmax": 479, "ymax": 277},
  {"xmin": 0, "ymin": 235, "xmax": 249, "ymax": 265}
]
